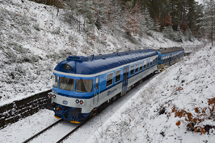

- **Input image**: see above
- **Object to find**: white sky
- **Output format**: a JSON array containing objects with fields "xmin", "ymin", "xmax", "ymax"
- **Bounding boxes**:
[{"xmin": 196, "ymin": 0, "xmax": 204, "ymax": 4}]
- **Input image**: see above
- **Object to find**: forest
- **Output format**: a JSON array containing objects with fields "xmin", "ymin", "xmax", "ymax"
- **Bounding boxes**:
[{"xmin": 31, "ymin": 0, "xmax": 215, "ymax": 45}]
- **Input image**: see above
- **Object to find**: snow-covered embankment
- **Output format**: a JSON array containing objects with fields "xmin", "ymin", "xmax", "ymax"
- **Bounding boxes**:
[{"xmin": 89, "ymin": 45, "xmax": 215, "ymax": 143}]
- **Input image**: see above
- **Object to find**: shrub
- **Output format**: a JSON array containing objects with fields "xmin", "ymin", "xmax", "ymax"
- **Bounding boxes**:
[
  {"xmin": 51, "ymin": 27, "xmax": 61, "ymax": 34},
  {"xmin": 33, "ymin": 24, "xmax": 40, "ymax": 31},
  {"xmin": 170, "ymin": 97, "xmax": 215, "ymax": 134}
]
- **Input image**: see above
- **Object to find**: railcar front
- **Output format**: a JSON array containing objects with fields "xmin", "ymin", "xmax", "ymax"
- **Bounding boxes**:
[
  {"xmin": 48, "ymin": 56, "xmax": 97, "ymax": 123},
  {"xmin": 49, "ymin": 73, "xmax": 95, "ymax": 123}
]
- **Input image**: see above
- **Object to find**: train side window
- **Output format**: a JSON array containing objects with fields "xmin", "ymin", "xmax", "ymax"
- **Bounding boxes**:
[
  {"xmin": 106, "ymin": 73, "xmax": 113, "ymax": 87},
  {"xmin": 144, "ymin": 62, "xmax": 146, "ymax": 69},
  {"xmin": 76, "ymin": 79, "xmax": 93, "ymax": 92},
  {"xmin": 147, "ymin": 61, "xmax": 149, "ymax": 68},
  {"xmin": 96, "ymin": 77, "xmax": 99, "ymax": 89},
  {"xmin": 135, "ymin": 63, "xmax": 139, "ymax": 73},
  {"xmin": 140, "ymin": 62, "xmax": 143, "ymax": 71},
  {"xmin": 150, "ymin": 61, "xmax": 153, "ymax": 66},
  {"xmin": 115, "ymin": 70, "xmax": 121, "ymax": 83},
  {"xmin": 130, "ymin": 65, "xmax": 134, "ymax": 75}
]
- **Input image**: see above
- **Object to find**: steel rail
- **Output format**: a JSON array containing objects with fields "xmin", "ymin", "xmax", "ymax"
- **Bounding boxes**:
[
  {"xmin": 56, "ymin": 120, "xmax": 88, "ymax": 143},
  {"xmin": 22, "ymin": 119, "xmax": 63, "ymax": 143}
]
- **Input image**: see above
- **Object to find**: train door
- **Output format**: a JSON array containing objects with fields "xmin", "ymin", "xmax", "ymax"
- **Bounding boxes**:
[
  {"xmin": 169, "ymin": 54, "xmax": 172, "ymax": 66},
  {"xmin": 122, "ymin": 66, "xmax": 129, "ymax": 94},
  {"xmin": 94, "ymin": 76, "xmax": 100, "ymax": 105}
]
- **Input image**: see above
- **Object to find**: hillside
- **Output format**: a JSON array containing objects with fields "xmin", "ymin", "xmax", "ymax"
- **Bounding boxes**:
[
  {"xmin": 88, "ymin": 44, "xmax": 215, "ymax": 143},
  {"xmin": 0, "ymin": 1, "xmax": 214, "ymax": 143},
  {"xmin": 0, "ymin": 0, "xmax": 198, "ymax": 105}
]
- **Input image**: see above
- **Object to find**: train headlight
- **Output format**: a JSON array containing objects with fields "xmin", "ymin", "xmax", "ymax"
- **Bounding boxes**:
[
  {"xmin": 49, "ymin": 94, "xmax": 56, "ymax": 98},
  {"xmin": 65, "ymin": 64, "xmax": 71, "ymax": 71},
  {"xmin": 80, "ymin": 100, "xmax": 83, "ymax": 105},
  {"xmin": 75, "ymin": 99, "xmax": 84, "ymax": 105},
  {"xmin": 75, "ymin": 99, "xmax": 79, "ymax": 104}
]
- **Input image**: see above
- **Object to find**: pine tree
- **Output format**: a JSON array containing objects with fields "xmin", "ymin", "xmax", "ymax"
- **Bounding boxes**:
[
  {"xmin": 184, "ymin": 28, "xmax": 193, "ymax": 41},
  {"xmin": 198, "ymin": 0, "xmax": 215, "ymax": 46},
  {"xmin": 154, "ymin": 18, "xmax": 161, "ymax": 31},
  {"xmin": 174, "ymin": 25, "xmax": 184, "ymax": 42},
  {"xmin": 143, "ymin": 9, "xmax": 154, "ymax": 30}
]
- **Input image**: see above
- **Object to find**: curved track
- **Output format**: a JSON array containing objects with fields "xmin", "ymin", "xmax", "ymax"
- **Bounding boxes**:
[
  {"xmin": 22, "ymin": 118, "xmax": 91, "ymax": 143},
  {"xmin": 56, "ymin": 120, "xmax": 88, "ymax": 143},
  {"xmin": 23, "ymin": 119, "xmax": 63, "ymax": 143}
]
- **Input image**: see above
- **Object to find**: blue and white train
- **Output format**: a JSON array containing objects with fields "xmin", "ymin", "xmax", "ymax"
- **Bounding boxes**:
[{"xmin": 48, "ymin": 47, "xmax": 184, "ymax": 123}]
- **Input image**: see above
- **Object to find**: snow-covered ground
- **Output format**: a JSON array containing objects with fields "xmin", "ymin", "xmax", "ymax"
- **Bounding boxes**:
[
  {"xmin": 0, "ymin": 0, "xmax": 201, "ymax": 106},
  {"xmin": 88, "ymin": 44, "xmax": 215, "ymax": 143},
  {"xmin": 1, "ymin": 44, "xmax": 214, "ymax": 143},
  {"xmin": 1, "ymin": 0, "xmax": 214, "ymax": 143},
  {"xmin": 0, "ymin": 75, "xmax": 154, "ymax": 143}
]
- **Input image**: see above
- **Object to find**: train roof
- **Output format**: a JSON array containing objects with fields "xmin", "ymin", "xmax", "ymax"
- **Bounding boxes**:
[
  {"xmin": 54, "ymin": 49, "xmax": 158, "ymax": 75},
  {"xmin": 157, "ymin": 47, "xmax": 184, "ymax": 55}
]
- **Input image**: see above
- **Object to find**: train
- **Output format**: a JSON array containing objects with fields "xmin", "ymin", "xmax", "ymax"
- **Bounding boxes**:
[{"xmin": 48, "ymin": 47, "xmax": 184, "ymax": 123}]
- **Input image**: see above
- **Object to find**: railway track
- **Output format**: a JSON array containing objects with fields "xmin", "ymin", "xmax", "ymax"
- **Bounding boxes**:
[
  {"xmin": 22, "ymin": 118, "xmax": 89, "ymax": 143},
  {"xmin": 23, "ymin": 119, "xmax": 63, "ymax": 143},
  {"xmin": 56, "ymin": 120, "xmax": 88, "ymax": 143},
  {"xmin": 23, "ymin": 74, "xmax": 157, "ymax": 143}
]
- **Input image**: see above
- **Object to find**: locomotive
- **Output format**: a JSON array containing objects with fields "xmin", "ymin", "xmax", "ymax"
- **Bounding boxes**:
[{"xmin": 48, "ymin": 47, "xmax": 184, "ymax": 123}]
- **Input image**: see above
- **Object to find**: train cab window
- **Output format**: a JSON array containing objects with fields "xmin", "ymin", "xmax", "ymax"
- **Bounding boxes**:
[
  {"xmin": 140, "ymin": 62, "xmax": 143, "ymax": 71},
  {"xmin": 135, "ymin": 63, "xmax": 139, "ymax": 73},
  {"xmin": 130, "ymin": 65, "xmax": 134, "ymax": 75},
  {"xmin": 59, "ymin": 77, "xmax": 74, "ymax": 91},
  {"xmin": 115, "ymin": 70, "xmax": 121, "ymax": 83},
  {"xmin": 53, "ymin": 75, "xmax": 58, "ymax": 88},
  {"xmin": 76, "ymin": 79, "xmax": 93, "ymax": 92},
  {"xmin": 106, "ymin": 73, "xmax": 113, "ymax": 87}
]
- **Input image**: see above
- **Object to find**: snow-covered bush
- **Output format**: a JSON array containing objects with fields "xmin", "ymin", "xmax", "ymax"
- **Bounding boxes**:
[{"xmin": 51, "ymin": 27, "xmax": 61, "ymax": 35}]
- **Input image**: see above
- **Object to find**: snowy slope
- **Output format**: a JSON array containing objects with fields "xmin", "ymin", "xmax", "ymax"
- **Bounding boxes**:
[
  {"xmin": 0, "ymin": 76, "xmax": 154, "ymax": 143},
  {"xmin": 0, "ymin": 0, "xmax": 201, "ymax": 105},
  {"xmin": 88, "ymin": 44, "xmax": 215, "ymax": 143},
  {"xmin": 1, "ymin": 1, "xmax": 214, "ymax": 143}
]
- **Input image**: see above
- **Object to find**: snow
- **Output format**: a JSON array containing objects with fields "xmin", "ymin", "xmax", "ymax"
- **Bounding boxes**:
[
  {"xmin": 0, "ymin": 109, "xmax": 58, "ymax": 143},
  {"xmin": 0, "ymin": 76, "xmax": 154, "ymax": 143},
  {"xmin": 87, "ymin": 45, "xmax": 215, "ymax": 143},
  {"xmin": 196, "ymin": 0, "xmax": 204, "ymax": 4},
  {"xmin": 0, "ymin": 0, "xmax": 202, "ymax": 105},
  {"xmin": 0, "ymin": 0, "xmax": 214, "ymax": 143}
]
